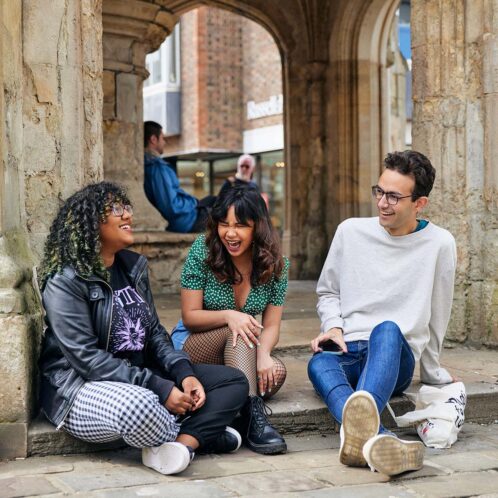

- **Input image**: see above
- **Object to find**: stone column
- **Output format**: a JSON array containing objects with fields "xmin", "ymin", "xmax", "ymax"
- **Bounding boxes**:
[
  {"xmin": 0, "ymin": 0, "xmax": 104, "ymax": 458},
  {"xmin": 412, "ymin": 0, "xmax": 498, "ymax": 345},
  {"xmin": 286, "ymin": 60, "xmax": 329, "ymax": 278},
  {"xmin": 102, "ymin": 1, "xmax": 177, "ymax": 229}
]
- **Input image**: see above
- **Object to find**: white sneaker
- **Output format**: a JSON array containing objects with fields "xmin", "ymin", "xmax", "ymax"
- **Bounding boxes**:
[
  {"xmin": 142, "ymin": 441, "xmax": 191, "ymax": 475},
  {"xmin": 339, "ymin": 391, "xmax": 380, "ymax": 467},
  {"xmin": 363, "ymin": 434, "xmax": 425, "ymax": 476}
]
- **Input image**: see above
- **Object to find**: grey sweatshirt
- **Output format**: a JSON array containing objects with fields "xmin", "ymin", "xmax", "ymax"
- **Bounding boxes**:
[{"xmin": 317, "ymin": 217, "xmax": 457, "ymax": 385}]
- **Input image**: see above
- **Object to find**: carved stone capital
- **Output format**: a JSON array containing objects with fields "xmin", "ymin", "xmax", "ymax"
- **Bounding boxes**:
[{"xmin": 103, "ymin": 0, "xmax": 178, "ymax": 55}]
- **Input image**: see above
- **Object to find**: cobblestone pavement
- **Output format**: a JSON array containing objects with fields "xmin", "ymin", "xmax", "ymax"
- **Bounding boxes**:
[{"xmin": 2, "ymin": 423, "xmax": 498, "ymax": 497}]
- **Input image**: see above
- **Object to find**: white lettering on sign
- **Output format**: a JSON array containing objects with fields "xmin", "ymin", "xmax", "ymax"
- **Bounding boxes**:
[{"xmin": 247, "ymin": 94, "xmax": 283, "ymax": 120}]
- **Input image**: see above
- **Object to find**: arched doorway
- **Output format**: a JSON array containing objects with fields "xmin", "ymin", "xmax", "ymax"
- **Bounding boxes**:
[
  {"xmin": 102, "ymin": 2, "xmax": 289, "ymax": 234},
  {"xmin": 142, "ymin": 6, "xmax": 286, "ymax": 234}
]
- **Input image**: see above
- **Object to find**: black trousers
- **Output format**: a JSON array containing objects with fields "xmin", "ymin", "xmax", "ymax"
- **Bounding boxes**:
[
  {"xmin": 179, "ymin": 364, "xmax": 249, "ymax": 447},
  {"xmin": 191, "ymin": 195, "xmax": 217, "ymax": 232}
]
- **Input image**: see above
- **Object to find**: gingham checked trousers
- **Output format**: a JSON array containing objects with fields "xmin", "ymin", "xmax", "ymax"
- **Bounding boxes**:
[
  {"xmin": 63, "ymin": 381, "xmax": 179, "ymax": 447},
  {"xmin": 62, "ymin": 364, "xmax": 249, "ymax": 448}
]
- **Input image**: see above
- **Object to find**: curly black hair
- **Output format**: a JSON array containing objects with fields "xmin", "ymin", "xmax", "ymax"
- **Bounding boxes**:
[
  {"xmin": 384, "ymin": 150, "xmax": 436, "ymax": 199},
  {"xmin": 205, "ymin": 184, "xmax": 284, "ymax": 286},
  {"xmin": 38, "ymin": 181, "xmax": 131, "ymax": 288}
]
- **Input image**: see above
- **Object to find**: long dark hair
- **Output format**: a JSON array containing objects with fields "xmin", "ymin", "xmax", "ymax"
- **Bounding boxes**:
[
  {"xmin": 206, "ymin": 185, "xmax": 284, "ymax": 286},
  {"xmin": 39, "ymin": 181, "xmax": 131, "ymax": 288}
]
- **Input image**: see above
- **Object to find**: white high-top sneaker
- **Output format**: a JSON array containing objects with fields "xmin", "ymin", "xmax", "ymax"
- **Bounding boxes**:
[
  {"xmin": 142, "ymin": 441, "xmax": 192, "ymax": 475},
  {"xmin": 362, "ymin": 434, "xmax": 425, "ymax": 476},
  {"xmin": 339, "ymin": 391, "xmax": 380, "ymax": 467}
]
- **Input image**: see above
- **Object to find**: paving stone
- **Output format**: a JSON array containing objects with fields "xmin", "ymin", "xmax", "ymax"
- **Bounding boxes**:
[
  {"xmin": 178, "ymin": 453, "xmax": 271, "ymax": 480},
  {"xmin": 0, "ymin": 455, "xmax": 73, "ymax": 478},
  {"xmin": 213, "ymin": 469, "xmax": 324, "ymax": 494},
  {"xmin": 283, "ymin": 434, "xmax": 338, "ymax": 452},
  {"xmin": 426, "ymin": 450, "xmax": 498, "ymax": 473},
  {"xmin": 404, "ymin": 470, "xmax": 498, "ymax": 497},
  {"xmin": 53, "ymin": 467, "xmax": 161, "ymax": 493},
  {"xmin": 256, "ymin": 448, "xmax": 339, "ymax": 471},
  {"xmin": 287, "ymin": 483, "xmax": 414, "ymax": 497},
  {"xmin": 89, "ymin": 480, "xmax": 235, "ymax": 497},
  {"xmin": 304, "ymin": 466, "xmax": 391, "ymax": 486},
  {"xmin": 0, "ymin": 476, "xmax": 61, "ymax": 498}
]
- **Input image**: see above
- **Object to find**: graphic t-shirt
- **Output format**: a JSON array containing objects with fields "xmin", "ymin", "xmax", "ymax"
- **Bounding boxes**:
[{"xmin": 108, "ymin": 261, "xmax": 152, "ymax": 365}]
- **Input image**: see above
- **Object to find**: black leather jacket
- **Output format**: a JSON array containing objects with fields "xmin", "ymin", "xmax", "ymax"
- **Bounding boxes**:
[{"xmin": 39, "ymin": 249, "xmax": 193, "ymax": 428}]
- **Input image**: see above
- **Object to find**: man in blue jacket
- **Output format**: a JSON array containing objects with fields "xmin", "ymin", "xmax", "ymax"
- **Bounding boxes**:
[{"xmin": 144, "ymin": 121, "xmax": 215, "ymax": 233}]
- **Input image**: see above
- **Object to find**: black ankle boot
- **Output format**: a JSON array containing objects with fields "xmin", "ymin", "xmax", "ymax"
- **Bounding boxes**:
[{"xmin": 242, "ymin": 395, "xmax": 287, "ymax": 454}]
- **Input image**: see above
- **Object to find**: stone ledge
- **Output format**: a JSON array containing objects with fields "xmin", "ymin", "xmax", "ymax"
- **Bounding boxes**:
[
  {"xmin": 28, "ymin": 416, "xmax": 125, "ymax": 457},
  {"xmin": 0, "ymin": 423, "xmax": 27, "ymax": 459},
  {"xmin": 131, "ymin": 230, "xmax": 197, "ymax": 245},
  {"xmin": 129, "ymin": 231, "xmax": 198, "ymax": 294}
]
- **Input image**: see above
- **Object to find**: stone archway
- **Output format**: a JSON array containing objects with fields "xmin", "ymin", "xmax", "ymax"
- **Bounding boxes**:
[
  {"xmin": 101, "ymin": 0, "xmax": 335, "ymax": 281},
  {"xmin": 355, "ymin": 0, "xmax": 401, "ymax": 216},
  {"xmin": 101, "ymin": 0, "xmax": 292, "ymax": 228}
]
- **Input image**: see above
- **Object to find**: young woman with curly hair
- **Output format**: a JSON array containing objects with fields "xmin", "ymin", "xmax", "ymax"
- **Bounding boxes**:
[
  {"xmin": 38, "ymin": 181, "xmax": 248, "ymax": 475},
  {"xmin": 171, "ymin": 185, "xmax": 289, "ymax": 454}
]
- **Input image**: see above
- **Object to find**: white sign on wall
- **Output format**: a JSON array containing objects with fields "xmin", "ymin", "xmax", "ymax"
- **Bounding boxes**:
[{"xmin": 247, "ymin": 94, "xmax": 283, "ymax": 120}]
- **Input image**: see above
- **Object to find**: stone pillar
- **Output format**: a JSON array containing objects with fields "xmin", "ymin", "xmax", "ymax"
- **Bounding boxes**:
[
  {"xmin": 285, "ymin": 61, "xmax": 329, "ymax": 278},
  {"xmin": 412, "ymin": 0, "xmax": 498, "ymax": 345},
  {"xmin": 0, "ymin": 0, "xmax": 36, "ymax": 460},
  {"xmin": 0, "ymin": 0, "xmax": 104, "ymax": 458},
  {"xmin": 102, "ymin": 1, "xmax": 178, "ymax": 229}
]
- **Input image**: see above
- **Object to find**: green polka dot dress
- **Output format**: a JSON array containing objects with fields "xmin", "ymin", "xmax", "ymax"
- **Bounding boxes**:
[{"xmin": 171, "ymin": 234, "xmax": 289, "ymax": 349}]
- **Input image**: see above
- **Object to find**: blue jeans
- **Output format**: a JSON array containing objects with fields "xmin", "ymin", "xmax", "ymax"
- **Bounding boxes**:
[{"xmin": 308, "ymin": 321, "xmax": 415, "ymax": 430}]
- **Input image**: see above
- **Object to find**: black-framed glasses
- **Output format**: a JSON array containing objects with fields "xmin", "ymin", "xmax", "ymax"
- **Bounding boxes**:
[
  {"xmin": 110, "ymin": 203, "xmax": 133, "ymax": 217},
  {"xmin": 371, "ymin": 186, "xmax": 412, "ymax": 205}
]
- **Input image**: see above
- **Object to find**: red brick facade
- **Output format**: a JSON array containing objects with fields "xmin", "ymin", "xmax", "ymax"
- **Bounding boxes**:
[{"xmin": 163, "ymin": 6, "xmax": 282, "ymax": 157}]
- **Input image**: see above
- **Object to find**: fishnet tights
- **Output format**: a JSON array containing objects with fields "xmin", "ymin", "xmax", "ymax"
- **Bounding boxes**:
[{"xmin": 183, "ymin": 326, "xmax": 286, "ymax": 398}]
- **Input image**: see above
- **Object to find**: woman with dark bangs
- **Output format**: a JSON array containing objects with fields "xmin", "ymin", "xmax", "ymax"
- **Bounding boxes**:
[
  {"xmin": 172, "ymin": 184, "xmax": 289, "ymax": 454},
  {"xmin": 38, "ymin": 181, "xmax": 248, "ymax": 476}
]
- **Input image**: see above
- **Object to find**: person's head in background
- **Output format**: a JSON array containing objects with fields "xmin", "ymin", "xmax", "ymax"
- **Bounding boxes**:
[
  {"xmin": 144, "ymin": 121, "xmax": 166, "ymax": 156},
  {"xmin": 236, "ymin": 154, "xmax": 256, "ymax": 182}
]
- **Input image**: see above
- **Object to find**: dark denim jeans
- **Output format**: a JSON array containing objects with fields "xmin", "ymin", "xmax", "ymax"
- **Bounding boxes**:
[{"xmin": 308, "ymin": 321, "xmax": 415, "ymax": 430}]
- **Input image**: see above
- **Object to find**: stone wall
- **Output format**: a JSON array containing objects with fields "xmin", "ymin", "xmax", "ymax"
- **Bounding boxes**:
[
  {"xmin": 102, "ymin": 0, "xmax": 177, "ymax": 230},
  {"xmin": 411, "ymin": 0, "xmax": 498, "ymax": 346},
  {"xmin": 0, "ymin": 0, "xmax": 105, "ymax": 458}
]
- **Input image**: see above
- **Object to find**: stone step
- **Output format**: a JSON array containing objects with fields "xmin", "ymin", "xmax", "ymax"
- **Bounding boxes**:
[
  {"xmin": 266, "ymin": 350, "xmax": 498, "ymax": 434},
  {"xmin": 28, "ymin": 347, "xmax": 498, "ymax": 457}
]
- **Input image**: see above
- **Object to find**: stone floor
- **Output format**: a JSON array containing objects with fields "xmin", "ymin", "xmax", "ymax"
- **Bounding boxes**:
[
  {"xmin": 6, "ymin": 281, "xmax": 498, "ymax": 496},
  {"xmin": 2, "ymin": 423, "xmax": 498, "ymax": 497}
]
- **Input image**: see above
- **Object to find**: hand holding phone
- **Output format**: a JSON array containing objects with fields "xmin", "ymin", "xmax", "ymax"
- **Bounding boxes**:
[{"xmin": 320, "ymin": 339, "xmax": 344, "ymax": 355}]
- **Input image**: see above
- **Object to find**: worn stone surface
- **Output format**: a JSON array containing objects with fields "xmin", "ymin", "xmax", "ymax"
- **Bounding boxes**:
[
  {"xmin": 0, "ymin": 424, "xmax": 27, "ymax": 460},
  {"xmin": 0, "ymin": 475, "xmax": 60, "ymax": 498},
  {"xmin": 130, "ymin": 231, "xmax": 197, "ymax": 293},
  {"xmin": 3, "ymin": 427, "xmax": 498, "ymax": 496}
]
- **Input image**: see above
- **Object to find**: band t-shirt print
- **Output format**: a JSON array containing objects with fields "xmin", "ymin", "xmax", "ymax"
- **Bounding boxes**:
[{"xmin": 108, "ymin": 262, "xmax": 151, "ymax": 359}]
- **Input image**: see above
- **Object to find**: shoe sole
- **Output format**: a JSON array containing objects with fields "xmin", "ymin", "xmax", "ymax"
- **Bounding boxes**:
[
  {"xmin": 340, "ymin": 391, "xmax": 380, "ymax": 467},
  {"xmin": 245, "ymin": 440, "xmax": 287, "ymax": 455},
  {"xmin": 226, "ymin": 426, "xmax": 242, "ymax": 453},
  {"xmin": 363, "ymin": 435, "xmax": 425, "ymax": 476},
  {"xmin": 142, "ymin": 442, "xmax": 190, "ymax": 475}
]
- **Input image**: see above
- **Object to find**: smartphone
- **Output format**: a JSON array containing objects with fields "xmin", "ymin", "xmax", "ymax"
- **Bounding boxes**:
[{"xmin": 321, "ymin": 339, "xmax": 343, "ymax": 355}]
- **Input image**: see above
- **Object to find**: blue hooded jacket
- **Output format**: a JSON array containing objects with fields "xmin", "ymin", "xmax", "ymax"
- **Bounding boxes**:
[{"xmin": 144, "ymin": 153, "xmax": 198, "ymax": 233}]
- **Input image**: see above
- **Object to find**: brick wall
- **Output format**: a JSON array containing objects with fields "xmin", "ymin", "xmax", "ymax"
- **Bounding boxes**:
[
  {"xmin": 241, "ymin": 17, "xmax": 283, "ymax": 131},
  {"xmin": 163, "ymin": 7, "xmax": 246, "ymax": 156}
]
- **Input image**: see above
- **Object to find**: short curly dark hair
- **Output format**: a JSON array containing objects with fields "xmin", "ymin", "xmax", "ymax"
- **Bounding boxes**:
[
  {"xmin": 39, "ymin": 181, "xmax": 131, "ymax": 288},
  {"xmin": 205, "ymin": 184, "xmax": 284, "ymax": 286},
  {"xmin": 384, "ymin": 150, "xmax": 436, "ymax": 199}
]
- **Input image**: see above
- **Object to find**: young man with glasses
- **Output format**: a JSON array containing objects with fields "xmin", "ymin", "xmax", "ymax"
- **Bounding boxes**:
[{"xmin": 308, "ymin": 150, "xmax": 457, "ymax": 476}]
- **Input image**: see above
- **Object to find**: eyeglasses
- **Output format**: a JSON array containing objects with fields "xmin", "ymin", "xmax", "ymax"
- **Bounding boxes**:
[
  {"xmin": 371, "ymin": 186, "xmax": 413, "ymax": 205},
  {"xmin": 110, "ymin": 203, "xmax": 133, "ymax": 217}
]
